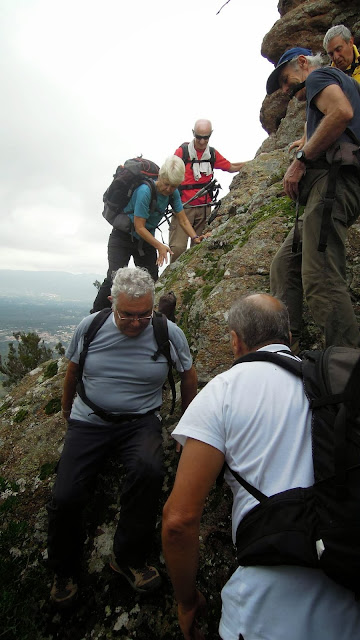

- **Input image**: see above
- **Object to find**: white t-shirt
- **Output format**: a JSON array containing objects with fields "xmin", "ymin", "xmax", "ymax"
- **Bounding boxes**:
[
  {"xmin": 172, "ymin": 344, "xmax": 360, "ymax": 640},
  {"xmin": 66, "ymin": 312, "xmax": 192, "ymax": 425}
]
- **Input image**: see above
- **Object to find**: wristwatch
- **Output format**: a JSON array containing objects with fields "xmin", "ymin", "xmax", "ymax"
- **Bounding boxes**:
[{"xmin": 296, "ymin": 149, "xmax": 308, "ymax": 164}]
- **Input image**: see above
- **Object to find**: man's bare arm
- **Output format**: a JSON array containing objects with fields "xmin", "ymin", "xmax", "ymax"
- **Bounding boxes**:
[
  {"xmin": 162, "ymin": 438, "xmax": 224, "ymax": 639},
  {"xmin": 302, "ymin": 83, "xmax": 353, "ymax": 160},
  {"xmin": 62, "ymin": 360, "xmax": 79, "ymax": 419},
  {"xmin": 284, "ymin": 84, "xmax": 353, "ymax": 199},
  {"xmin": 179, "ymin": 366, "xmax": 198, "ymax": 413},
  {"xmin": 228, "ymin": 161, "xmax": 246, "ymax": 173}
]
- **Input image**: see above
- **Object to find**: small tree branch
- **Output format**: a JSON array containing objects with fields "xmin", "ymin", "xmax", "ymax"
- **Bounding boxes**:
[{"xmin": 216, "ymin": 0, "xmax": 231, "ymax": 15}]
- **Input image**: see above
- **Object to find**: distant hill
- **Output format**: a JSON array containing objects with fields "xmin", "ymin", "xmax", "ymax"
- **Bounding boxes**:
[{"xmin": 0, "ymin": 270, "xmax": 103, "ymax": 302}]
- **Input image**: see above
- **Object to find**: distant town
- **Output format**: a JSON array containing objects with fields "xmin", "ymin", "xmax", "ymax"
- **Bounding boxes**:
[{"xmin": 0, "ymin": 297, "xmax": 92, "ymax": 396}]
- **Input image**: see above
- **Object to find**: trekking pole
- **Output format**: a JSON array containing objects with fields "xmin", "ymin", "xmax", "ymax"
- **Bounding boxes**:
[
  {"xmin": 182, "ymin": 178, "xmax": 219, "ymax": 208},
  {"xmin": 208, "ymin": 200, "xmax": 222, "ymax": 224},
  {"xmin": 158, "ymin": 179, "xmax": 222, "ymax": 228}
]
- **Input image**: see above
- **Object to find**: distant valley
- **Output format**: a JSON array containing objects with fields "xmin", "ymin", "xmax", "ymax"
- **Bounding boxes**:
[
  {"xmin": 0, "ymin": 269, "xmax": 103, "ymax": 302},
  {"xmin": 0, "ymin": 270, "xmax": 104, "ymax": 397}
]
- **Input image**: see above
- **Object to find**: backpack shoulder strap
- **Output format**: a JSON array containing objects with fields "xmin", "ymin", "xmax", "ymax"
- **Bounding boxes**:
[
  {"xmin": 180, "ymin": 142, "xmax": 215, "ymax": 170},
  {"xmin": 141, "ymin": 178, "xmax": 157, "ymax": 213},
  {"xmin": 78, "ymin": 308, "xmax": 112, "ymax": 381},
  {"xmin": 232, "ymin": 350, "xmax": 302, "ymax": 377},
  {"xmin": 226, "ymin": 464, "xmax": 268, "ymax": 502},
  {"xmin": 180, "ymin": 143, "xmax": 189, "ymax": 164},
  {"xmin": 226, "ymin": 350, "xmax": 302, "ymax": 501},
  {"xmin": 151, "ymin": 311, "xmax": 176, "ymax": 414}
]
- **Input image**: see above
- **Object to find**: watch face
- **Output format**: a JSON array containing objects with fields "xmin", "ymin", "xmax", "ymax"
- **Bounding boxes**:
[{"xmin": 296, "ymin": 151, "xmax": 305, "ymax": 161}]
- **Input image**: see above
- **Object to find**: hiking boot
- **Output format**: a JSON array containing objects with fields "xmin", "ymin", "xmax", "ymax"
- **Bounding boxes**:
[
  {"xmin": 110, "ymin": 554, "xmax": 162, "ymax": 592},
  {"xmin": 50, "ymin": 574, "xmax": 78, "ymax": 606}
]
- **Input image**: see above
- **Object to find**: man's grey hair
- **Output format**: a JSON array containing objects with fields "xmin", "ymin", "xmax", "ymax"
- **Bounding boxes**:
[
  {"xmin": 159, "ymin": 155, "xmax": 185, "ymax": 186},
  {"xmin": 228, "ymin": 294, "xmax": 291, "ymax": 349},
  {"xmin": 323, "ymin": 25, "xmax": 352, "ymax": 50},
  {"xmin": 110, "ymin": 267, "xmax": 155, "ymax": 307},
  {"xmin": 288, "ymin": 52, "xmax": 326, "ymax": 70}
]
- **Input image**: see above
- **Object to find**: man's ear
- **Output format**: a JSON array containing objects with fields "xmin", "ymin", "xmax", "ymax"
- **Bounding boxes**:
[
  {"xmin": 230, "ymin": 330, "xmax": 238, "ymax": 356},
  {"xmin": 230, "ymin": 330, "xmax": 248, "ymax": 358},
  {"xmin": 108, "ymin": 296, "xmax": 113, "ymax": 302},
  {"xmin": 298, "ymin": 55, "xmax": 308, "ymax": 69}
]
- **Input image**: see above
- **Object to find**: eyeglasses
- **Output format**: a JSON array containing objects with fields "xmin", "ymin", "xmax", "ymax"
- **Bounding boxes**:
[
  {"xmin": 115, "ymin": 309, "xmax": 153, "ymax": 325},
  {"xmin": 193, "ymin": 132, "xmax": 211, "ymax": 141}
]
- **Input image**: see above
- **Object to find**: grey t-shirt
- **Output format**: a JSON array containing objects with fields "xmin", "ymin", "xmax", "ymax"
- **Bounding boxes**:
[{"xmin": 66, "ymin": 312, "xmax": 192, "ymax": 425}]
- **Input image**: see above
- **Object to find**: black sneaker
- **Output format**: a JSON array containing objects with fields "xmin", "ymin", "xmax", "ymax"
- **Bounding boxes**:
[
  {"xmin": 110, "ymin": 554, "xmax": 162, "ymax": 592},
  {"xmin": 50, "ymin": 574, "xmax": 78, "ymax": 606}
]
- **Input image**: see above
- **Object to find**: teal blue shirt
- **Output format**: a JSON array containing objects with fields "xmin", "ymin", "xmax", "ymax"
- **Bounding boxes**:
[{"xmin": 124, "ymin": 181, "xmax": 183, "ymax": 239}]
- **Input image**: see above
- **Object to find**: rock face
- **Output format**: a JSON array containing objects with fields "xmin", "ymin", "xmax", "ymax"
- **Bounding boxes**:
[
  {"xmin": 260, "ymin": 0, "xmax": 360, "ymax": 136},
  {"xmin": 2, "ymin": 3, "xmax": 360, "ymax": 639},
  {"xmin": 0, "ymin": 358, "xmax": 235, "ymax": 639}
]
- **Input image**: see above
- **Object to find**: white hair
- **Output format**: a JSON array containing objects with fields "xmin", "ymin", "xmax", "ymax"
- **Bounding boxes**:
[
  {"xmin": 323, "ymin": 25, "xmax": 352, "ymax": 50},
  {"xmin": 159, "ymin": 155, "xmax": 185, "ymax": 186},
  {"xmin": 288, "ymin": 52, "xmax": 326, "ymax": 70},
  {"xmin": 110, "ymin": 267, "xmax": 154, "ymax": 306}
]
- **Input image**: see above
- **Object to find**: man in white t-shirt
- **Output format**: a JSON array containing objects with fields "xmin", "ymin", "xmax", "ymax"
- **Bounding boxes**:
[{"xmin": 162, "ymin": 293, "xmax": 360, "ymax": 640}]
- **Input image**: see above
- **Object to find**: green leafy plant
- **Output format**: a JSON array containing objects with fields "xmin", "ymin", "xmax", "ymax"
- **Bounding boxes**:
[
  {"xmin": 0, "ymin": 332, "xmax": 53, "ymax": 387},
  {"xmin": 43, "ymin": 397, "xmax": 61, "ymax": 415},
  {"xmin": 43, "ymin": 361, "xmax": 58, "ymax": 379},
  {"xmin": 14, "ymin": 409, "xmax": 28, "ymax": 423}
]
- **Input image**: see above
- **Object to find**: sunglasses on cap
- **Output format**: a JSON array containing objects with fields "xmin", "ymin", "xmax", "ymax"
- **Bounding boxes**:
[{"xmin": 193, "ymin": 131, "xmax": 212, "ymax": 141}]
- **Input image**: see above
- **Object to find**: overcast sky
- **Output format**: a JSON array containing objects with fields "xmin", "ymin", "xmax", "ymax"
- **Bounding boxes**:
[{"xmin": 1, "ymin": 0, "xmax": 279, "ymax": 276}]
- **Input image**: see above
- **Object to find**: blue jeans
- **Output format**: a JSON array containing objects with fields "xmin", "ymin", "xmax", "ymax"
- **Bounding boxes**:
[{"xmin": 47, "ymin": 413, "xmax": 164, "ymax": 576}]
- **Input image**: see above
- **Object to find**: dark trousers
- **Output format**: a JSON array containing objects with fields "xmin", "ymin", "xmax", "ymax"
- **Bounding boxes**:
[
  {"xmin": 47, "ymin": 414, "xmax": 164, "ymax": 576},
  {"xmin": 270, "ymin": 168, "xmax": 360, "ymax": 349},
  {"xmin": 92, "ymin": 229, "xmax": 158, "ymax": 312}
]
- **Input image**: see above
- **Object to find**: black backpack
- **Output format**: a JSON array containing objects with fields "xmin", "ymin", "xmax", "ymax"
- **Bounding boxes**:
[
  {"xmin": 76, "ymin": 308, "xmax": 176, "ymax": 419},
  {"xmin": 228, "ymin": 346, "xmax": 360, "ymax": 594},
  {"xmin": 102, "ymin": 157, "xmax": 159, "ymax": 232},
  {"xmin": 178, "ymin": 143, "xmax": 216, "ymax": 196}
]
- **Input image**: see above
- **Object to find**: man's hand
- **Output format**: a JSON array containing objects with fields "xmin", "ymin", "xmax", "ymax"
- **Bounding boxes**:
[
  {"xmin": 289, "ymin": 135, "xmax": 305, "ymax": 152},
  {"xmin": 178, "ymin": 589, "xmax": 207, "ymax": 640},
  {"xmin": 283, "ymin": 160, "xmax": 306, "ymax": 200},
  {"xmin": 157, "ymin": 244, "xmax": 173, "ymax": 267}
]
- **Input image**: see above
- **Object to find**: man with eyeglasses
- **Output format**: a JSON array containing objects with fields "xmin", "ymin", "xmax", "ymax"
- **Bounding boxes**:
[
  {"xmin": 169, "ymin": 119, "xmax": 246, "ymax": 262},
  {"xmin": 47, "ymin": 266, "xmax": 197, "ymax": 606}
]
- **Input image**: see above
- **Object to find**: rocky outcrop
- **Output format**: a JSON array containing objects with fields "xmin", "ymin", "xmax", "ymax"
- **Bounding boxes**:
[
  {"xmin": 262, "ymin": 0, "xmax": 360, "ymax": 65},
  {"xmin": 2, "ymin": 3, "xmax": 360, "ymax": 639},
  {"xmin": 260, "ymin": 0, "xmax": 360, "ymax": 138},
  {"xmin": 0, "ymin": 358, "xmax": 235, "ymax": 639}
]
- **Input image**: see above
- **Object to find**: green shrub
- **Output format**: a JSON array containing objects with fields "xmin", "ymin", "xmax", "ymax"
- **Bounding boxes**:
[
  {"xmin": 43, "ymin": 397, "xmax": 61, "ymax": 415},
  {"xmin": 14, "ymin": 409, "xmax": 28, "ymax": 423}
]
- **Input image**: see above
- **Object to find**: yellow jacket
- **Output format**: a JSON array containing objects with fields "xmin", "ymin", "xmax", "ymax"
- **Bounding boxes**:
[{"xmin": 331, "ymin": 44, "xmax": 360, "ymax": 84}]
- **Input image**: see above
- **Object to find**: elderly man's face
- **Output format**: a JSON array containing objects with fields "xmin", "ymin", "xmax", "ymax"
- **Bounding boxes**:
[
  {"xmin": 113, "ymin": 292, "xmax": 153, "ymax": 337},
  {"xmin": 193, "ymin": 124, "xmax": 212, "ymax": 151},
  {"xmin": 279, "ymin": 62, "xmax": 307, "ymax": 101},
  {"xmin": 326, "ymin": 35, "xmax": 354, "ymax": 71}
]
